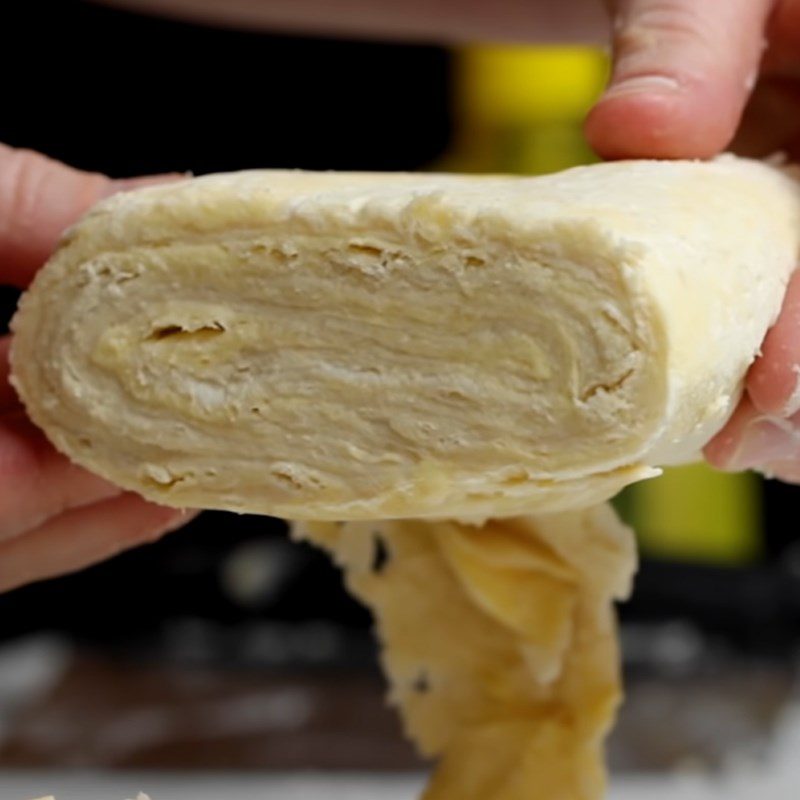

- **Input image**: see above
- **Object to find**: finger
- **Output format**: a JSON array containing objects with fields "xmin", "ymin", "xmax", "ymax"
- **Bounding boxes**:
[
  {"xmin": 0, "ymin": 412, "xmax": 122, "ymax": 542},
  {"xmin": 585, "ymin": 0, "xmax": 774, "ymax": 159},
  {"xmin": 733, "ymin": 0, "xmax": 800, "ymax": 158},
  {"xmin": 0, "ymin": 142, "xmax": 183, "ymax": 289},
  {"xmin": 704, "ymin": 394, "xmax": 800, "ymax": 471},
  {"xmin": 0, "ymin": 493, "xmax": 195, "ymax": 594},
  {"xmin": 761, "ymin": 0, "xmax": 800, "ymax": 77},
  {"xmin": 730, "ymin": 77, "xmax": 800, "ymax": 159},
  {"xmin": 704, "ymin": 394, "xmax": 761, "ymax": 470},
  {"xmin": 757, "ymin": 457, "xmax": 800, "ymax": 483},
  {"xmin": 0, "ymin": 336, "xmax": 20, "ymax": 412},
  {"xmin": 747, "ymin": 270, "xmax": 800, "ymax": 416}
]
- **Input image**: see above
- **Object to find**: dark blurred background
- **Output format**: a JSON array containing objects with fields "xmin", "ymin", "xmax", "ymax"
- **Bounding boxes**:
[{"xmin": 2, "ymin": 0, "xmax": 800, "ymax": 781}]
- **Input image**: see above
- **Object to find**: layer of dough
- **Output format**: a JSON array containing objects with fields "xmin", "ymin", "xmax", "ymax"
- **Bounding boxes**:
[
  {"xmin": 11, "ymin": 157, "xmax": 800, "ymax": 519},
  {"xmin": 295, "ymin": 506, "xmax": 635, "ymax": 800}
]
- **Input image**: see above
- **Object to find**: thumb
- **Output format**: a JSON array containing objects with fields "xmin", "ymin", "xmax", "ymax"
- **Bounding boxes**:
[
  {"xmin": 585, "ymin": 0, "xmax": 774, "ymax": 160},
  {"xmin": 0, "ymin": 143, "xmax": 183, "ymax": 289}
]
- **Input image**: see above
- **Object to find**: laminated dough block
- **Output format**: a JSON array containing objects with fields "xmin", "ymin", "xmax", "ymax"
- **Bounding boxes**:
[{"xmin": 11, "ymin": 157, "xmax": 800, "ymax": 520}]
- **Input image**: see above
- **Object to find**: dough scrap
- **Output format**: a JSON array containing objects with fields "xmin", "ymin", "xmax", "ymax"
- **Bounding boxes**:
[
  {"xmin": 295, "ymin": 507, "xmax": 634, "ymax": 800},
  {"xmin": 10, "ymin": 156, "xmax": 800, "ymax": 799}
]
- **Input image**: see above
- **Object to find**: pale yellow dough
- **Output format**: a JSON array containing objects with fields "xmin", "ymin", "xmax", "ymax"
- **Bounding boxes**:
[
  {"xmin": 11, "ymin": 157, "xmax": 800, "ymax": 520},
  {"xmin": 295, "ymin": 508, "xmax": 634, "ymax": 800},
  {"xmin": 10, "ymin": 156, "xmax": 800, "ymax": 800}
]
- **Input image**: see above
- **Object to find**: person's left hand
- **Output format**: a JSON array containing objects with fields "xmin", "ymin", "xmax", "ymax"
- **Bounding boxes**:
[{"xmin": 0, "ymin": 143, "xmax": 195, "ymax": 593}]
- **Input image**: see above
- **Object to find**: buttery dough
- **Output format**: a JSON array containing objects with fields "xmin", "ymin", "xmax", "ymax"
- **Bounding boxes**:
[
  {"xmin": 10, "ymin": 157, "xmax": 800, "ymax": 520},
  {"xmin": 10, "ymin": 156, "xmax": 800, "ymax": 800}
]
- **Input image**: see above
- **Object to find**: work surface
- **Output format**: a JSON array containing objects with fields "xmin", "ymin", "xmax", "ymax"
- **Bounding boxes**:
[
  {"xmin": 3, "ymin": 638, "xmax": 800, "ymax": 799},
  {"xmin": 1, "ymin": 770, "xmax": 799, "ymax": 800}
]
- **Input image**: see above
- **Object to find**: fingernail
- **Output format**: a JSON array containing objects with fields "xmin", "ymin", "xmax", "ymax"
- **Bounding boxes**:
[
  {"xmin": 604, "ymin": 74, "xmax": 682, "ymax": 99},
  {"xmin": 108, "ymin": 172, "xmax": 188, "ymax": 195},
  {"xmin": 726, "ymin": 416, "xmax": 800, "ymax": 470},
  {"xmin": 779, "ymin": 367, "xmax": 800, "ymax": 417},
  {"xmin": 759, "ymin": 460, "xmax": 800, "ymax": 483}
]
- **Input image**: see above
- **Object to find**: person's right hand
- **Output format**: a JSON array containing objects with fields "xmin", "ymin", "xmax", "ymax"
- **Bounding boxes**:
[
  {"xmin": 584, "ymin": 1, "xmax": 800, "ymax": 481},
  {"xmin": 586, "ymin": 0, "xmax": 797, "ymax": 161},
  {"xmin": 0, "ymin": 143, "xmax": 194, "ymax": 594}
]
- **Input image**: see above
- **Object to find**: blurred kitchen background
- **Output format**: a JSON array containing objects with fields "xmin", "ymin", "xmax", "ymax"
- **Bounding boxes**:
[{"xmin": 3, "ymin": 1, "xmax": 800, "ymax": 798}]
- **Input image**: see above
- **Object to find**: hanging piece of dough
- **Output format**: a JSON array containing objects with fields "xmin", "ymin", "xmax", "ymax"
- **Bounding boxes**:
[
  {"xmin": 295, "ymin": 507, "xmax": 635, "ymax": 800},
  {"xmin": 10, "ymin": 156, "xmax": 800, "ymax": 800}
]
